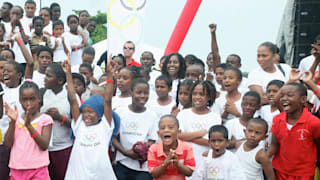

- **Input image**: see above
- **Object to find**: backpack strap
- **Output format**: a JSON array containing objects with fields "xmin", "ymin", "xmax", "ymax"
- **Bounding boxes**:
[{"xmin": 277, "ymin": 64, "xmax": 285, "ymax": 77}]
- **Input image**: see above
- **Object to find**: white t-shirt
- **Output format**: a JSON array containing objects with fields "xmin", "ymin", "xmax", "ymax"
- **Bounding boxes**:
[
  {"xmin": 196, "ymin": 149, "xmax": 246, "ymax": 180},
  {"xmin": 211, "ymin": 94, "xmax": 243, "ymax": 120},
  {"xmin": 236, "ymin": 142, "xmax": 264, "ymax": 180},
  {"xmin": 50, "ymin": 34, "xmax": 71, "ymax": 63},
  {"xmin": 149, "ymin": 70, "xmax": 162, "ymax": 92},
  {"xmin": 177, "ymin": 108, "xmax": 221, "ymax": 179},
  {"xmin": 112, "ymin": 96, "xmax": 131, "ymax": 111},
  {"xmin": 147, "ymin": 98, "xmax": 176, "ymax": 120},
  {"xmin": 238, "ymin": 77, "xmax": 249, "ymax": 94},
  {"xmin": 298, "ymin": 55, "xmax": 315, "ymax": 73},
  {"xmin": 224, "ymin": 118, "xmax": 246, "ymax": 141},
  {"xmin": 43, "ymin": 22, "xmax": 53, "ymax": 36},
  {"xmin": 259, "ymin": 105, "xmax": 280, "ymax": 145},
  {"xmin": 65, "ymin": 116, "xmax": 117, "ymax": 180},
  {"xmin": 0, "ymin": 85, "xmax": 23, "ymax": 144},
  {"xmin": 40, "ymin": 87, "xmax": 73, "ymax": 151},
  {"xmin": 115, "ymin": 106, "xmax": 158, "ymax": 172},
  {"xmin": 248, "ymin": 64, "xmax": 290, "ymax": 93},
  {"xmin": 64, "ymin": 31, "xmax": 83, "ymax": 66},
  {"xmin": 20, "ymin": 16, "xmax": 33, "ymax": 37},
  {"xmin": 32, "ymin": 71, "xmax": 46, "ymax": 89},
  {"xmin": 71, "ymin": 64, "xmax": 104, "ymax": 82},
  {"xmin": 169, "ymin": 79, "xmax": 180, "ymax": 101}
]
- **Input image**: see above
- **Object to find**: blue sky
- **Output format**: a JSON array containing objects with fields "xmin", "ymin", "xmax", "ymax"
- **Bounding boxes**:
[{"xmin": 12, "ymin": 0, "xmax": 288, "ymax": 72}]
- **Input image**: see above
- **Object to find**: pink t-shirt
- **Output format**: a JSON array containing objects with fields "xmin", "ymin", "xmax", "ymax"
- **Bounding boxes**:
[{"xmin": 9, "ymin": 114, "xmax": 54, "ymax": 169}]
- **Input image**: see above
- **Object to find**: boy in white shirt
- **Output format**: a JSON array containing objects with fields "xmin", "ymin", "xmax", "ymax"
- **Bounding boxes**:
[
  {"xmin": 196, "ymin": 125, "xmax": 246, "ymax": 180},
  {"xmin": 50, "ymin": 20, "xmax": 71, "ymax": 63}
]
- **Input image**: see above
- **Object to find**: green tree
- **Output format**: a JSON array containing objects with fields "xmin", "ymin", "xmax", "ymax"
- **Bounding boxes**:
[{"xmin": 72, "ymin": 10, "xmax": 107, "ymax": 44}]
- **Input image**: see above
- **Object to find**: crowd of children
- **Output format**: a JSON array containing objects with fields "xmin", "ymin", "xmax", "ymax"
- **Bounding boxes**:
[{"xmin": 1, "ymin": 1, "xmax": 320, "ymax": 180}]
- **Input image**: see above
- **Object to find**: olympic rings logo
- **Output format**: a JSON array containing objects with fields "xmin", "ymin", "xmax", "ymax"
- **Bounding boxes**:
[{"xmin": 108, "ymin": 0, "xmax": 138, "ymax": 29}]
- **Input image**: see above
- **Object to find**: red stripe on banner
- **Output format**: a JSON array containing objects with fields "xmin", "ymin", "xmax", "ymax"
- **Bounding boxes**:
[{"xmin": 164, "ymin": 0, "xmax": 202, "ymax": 55}]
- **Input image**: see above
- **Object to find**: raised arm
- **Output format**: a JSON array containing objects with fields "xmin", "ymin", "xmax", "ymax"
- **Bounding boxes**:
[
  {"xmin": 104, "ymin": 55, "xmax": 115, "ymax": 126},
  {"xmin": 62, "ymin": 58, "xmax": 80, "ymax": 121},
  {"xmin": 209, "ymin": 23, "xmax": 221, "ymax": 66}
]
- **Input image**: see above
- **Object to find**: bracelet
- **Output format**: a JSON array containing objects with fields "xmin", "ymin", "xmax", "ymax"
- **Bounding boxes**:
[
  {"xmin": 99, "ymin": 79, "xmax": 114, "ymax": 86},
  {"xmin": 31, "ymin": 131, "xmax": 38, "ymax": 138},
  {"xmin": 20, "ymin": 29, "xmax": 24, "ymax": 32},
  {"xmin": 75, "ymin": 46, "xmax": 78, "ymax": 52},
  {"xmin": 106, "ymin": 79, "xmax": 113, "ymax": 84},
  {"xmin": 192, "ymin": 139, "xmax": 195, "ymax": 143},
  {"xmin": 315, "ymin": 88, "xmax": 320, "ymax": 95},
  {"xmin": 17, "ymin": 39, "xmax": 23, "ymax": 46},
  {"xmin": 60, "ymin": 115, "xmax": 66, "ymax": 126}
]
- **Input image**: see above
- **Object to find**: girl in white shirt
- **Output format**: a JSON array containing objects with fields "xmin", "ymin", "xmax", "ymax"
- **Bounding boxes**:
[
  {"xmin": 63, "ymin": 59, "xmax": 117, "ymax": 180},
  {"xmin": 177, "ymin": 80, "xmax": 222, "ymax": 180},
  {"xmin": 171, "ymin": 79, "xmax": 195, "ymax": 116},
  {"xmin": 113, "ymin": 78, "xmax": 158, "ymax": 180}
]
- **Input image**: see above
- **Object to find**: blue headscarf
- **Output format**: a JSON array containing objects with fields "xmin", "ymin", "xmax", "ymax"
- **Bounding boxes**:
[{"xmin": 80, "ymin": 94, "xmax": 104, "ymax": 118}]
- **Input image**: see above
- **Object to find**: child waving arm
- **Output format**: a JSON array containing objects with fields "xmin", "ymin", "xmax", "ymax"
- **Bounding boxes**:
[{"xmin": 104, "ymin": 55, "xmax": 115, "ymax": 126}]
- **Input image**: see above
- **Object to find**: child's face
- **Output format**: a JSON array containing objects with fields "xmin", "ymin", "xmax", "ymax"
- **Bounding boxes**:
[
  {"xmin": 73, "ymin": 78, "xmax": 85, "ymax": 97},
  {"xmin": 40, "ymin": 9, "xmax": 50, "ymax": 25},
  {"xmin": 82, "ymin": 54, "xmax": 94, "ymax": 65},
  {"xmin": 87, "ymin": 21, "xmax": 96, "ymax": 33},
  {"xmin": 132, "ymin": 83, "xmax": 149, "ymax": 108},
  {"xmin": 79, "ymin": 12, "xmax": 89, "ymax": 26},
  {"xmin": 38, "ymin": 51, "xmax": 52, "ymax": 72},
  {"xmin": 244, "ymin": 122, "xmax": 266, "ymax": 147},
  {"xmin": 186, "ymin": 66, "xmax": 203, "ymax": 81},
  {"xmin": 0, "ymin": 61, "xmax": 6, "ymax": 82},
  {"xmin": 117, "ymin": 68, "xmax": 133, "ymax": 93},
  {"xmin": 51, "ymin": 6, "xmax": 61, "ymax": 21},
  {"xmin": 10, "ymin": 7, "xmax": 23, "ymax": 22},
  {"xmin": 53, "ymin": 24, "xmax": 64, "ymax": 37},
  {"xmin": 178, "ymin": 85, "xmax": 191, "ymax": 108},
  {"xmin": 3, "ymin": 63, "xmax": 21, "ymax": 88},
  {"xmin": 206, "ymin": 53, "xmax": 214, "ymax": 68},
  {"xmin": 279, "ymin": 85, "xmax": 306, "ymax": 114},
  {"xmin": 79, "ymin": 67, "xmax": 92, "ymax": 84},
  {"xmin": 241, "ymin": 96, "xmax": 260, "ymax": 119},
  {"xmin": 192, "ymin": 84, "xmax": 210, "ymax": 109},
  {"xmin": 140, "ymin": 53, "xmax": 153, "ymax": 67},
  {"xmin": 257, "ymin": 46, "xmax": 276, "ymax": 71},
  {"xmin": 167, "ymin": 55, "xmax": 180, "ymax": 78},
  {"xmin": 68, "ymin": 17, "xmax": 79, "ymax": 32},
  {"xmin": 222, "ymin": 70, "xmax": 240, "ymax": 92},
  {"xmin": 44, "ymin": 67, "xmax": 59, "ymax": 89},
  {"xmin": 267, "ymin": 84, "xmax": 280, "ymax": 106},
  {"xmin": 25, "ymin": 3, "xmax": 36, "ymax": 18},
  {"xmin": 114, "ymin": 57, "xmax": 124, "ymax": 72},
  {"xmin": 20, "ymin": 87, "xmax": 40, "ymax": 115},
  {"xmin": 209, "ymin": 132, "xmax": 228, "ymax": 158},
  {"xmin": 155, "ymin": 80, "xmax": 171, "ymax": 99},
  {"xmin": 226, "ymin": 56, "xmax": 241, "ymax": 68},
  {"xmin": 0, "ymin": 50, "xmax": 14, "ymax": 61},
  {"xmin": 215, "ymin": 67, "xmax": 224, "ymax": 85},
  {"xmin": 158, "ymin": 117, "xmax": 180, "ymax": 147},
  {"xmin": 82, "ymin": 106, "xmax": 99, "ymax": 126},
  {"xmin": 33, "ymin": 19, "xmax": 44, "ymax": 35}
]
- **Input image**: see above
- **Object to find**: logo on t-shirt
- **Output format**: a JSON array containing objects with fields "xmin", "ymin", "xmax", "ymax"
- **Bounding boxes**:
[
  {"xmin": 207, "ymin": 166, "xmax": 219, "ymax": 179},
  {"xmin": 297, "ymin": 129, "xmax": 310, "ymax": 140}
]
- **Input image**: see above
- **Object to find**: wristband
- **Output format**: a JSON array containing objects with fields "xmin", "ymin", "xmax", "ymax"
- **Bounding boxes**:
[
  {"xmin": 20, "ymin": 29, "xmax": 24, "ymax": 32},
  {"xmin": 99, "ymin": 79, "xmax": 114, "ymax": 86},
  {"xmin": 106, "ymin": 79, "xmax": 113, "ymax": 84},
  {"xmin": 17, "ymin": 39, "xmax": 23, "ymax": 46},
  {"xmin": 161, "ymin": 163, "xmax": 168, "ymax": 168},
  {"xmin": 31, "ymin": 131, "xmax": 38, "ymax": 138},
  {"xmin": 192, "ymin": 139, "xmax": 196, "ymax": 143},
  {"xmin": 60, "ymin": 115, "xmax": 66, "ymax": 126},
  {"xmin": 75, "ymin": 46, "xmax": 78, "ymax": 52},
  {"xmin": 315, "ymin": 88, "xmax": 320, "ymax": 95}
]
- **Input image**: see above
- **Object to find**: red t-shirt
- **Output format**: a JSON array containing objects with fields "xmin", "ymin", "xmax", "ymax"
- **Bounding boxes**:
[
  {"xmin": 271, "ymin": 108, "xmax": 320, "ymax": 176},
  {"xmin": 127, "ymin": 58, "xmax": 141, "ymax": 67}
]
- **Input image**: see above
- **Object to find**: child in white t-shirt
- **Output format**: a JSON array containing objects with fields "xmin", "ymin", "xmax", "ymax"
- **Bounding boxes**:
[
  {"xmin": 236, "ymin": 118, "xmax": 275, "ymax": 180},
  {"xmin": 50, "ymin": 20, "xmax": 71, "ymax": 63},
  {"xmin": 225, "ymin": 91, "xmax": 261, "ymax": 150},
  {"xmin": 171, "ymin": 79, "xmax": 195, "ymax": 117},
  {"xmin": 148, "ymin": 75, "xmax": 175, "ymax": 119},
  {"xmin": 196, "ymin": 125, "xmax": 246, "ymax": 180},
  {"xmin": 63, "ymin": 59, "xmax": 117, "ymax": 180},
  {"xmin": 177, "ymin": 80, "xmax": 222, "ymax": 180},
  {"xmin": 113, "ymin": 78, "xmax": 158, "ymax": 180}
]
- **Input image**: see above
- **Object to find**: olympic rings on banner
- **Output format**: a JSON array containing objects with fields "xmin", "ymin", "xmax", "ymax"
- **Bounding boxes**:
[
  {"xmin": 108, "ymin": 0, "xmax": 137, "ymax": 29},
  {"xmin": 119, "ymin": 13, "xmax": 144, "ymax": 45},
  {"xmin": 120, "ymin": 0, "xmax": 146, "ymax": 11}
]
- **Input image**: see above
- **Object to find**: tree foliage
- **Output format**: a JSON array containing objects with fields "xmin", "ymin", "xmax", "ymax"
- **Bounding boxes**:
[{"xmin": 72, "ymin": 10, "xmax": 107, "ymax": 44}]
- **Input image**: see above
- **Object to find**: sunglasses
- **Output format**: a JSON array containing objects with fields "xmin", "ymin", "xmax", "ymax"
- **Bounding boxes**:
[{"xmin": 123, "ymin": 46, "xmax": 134, "ymax": 50}]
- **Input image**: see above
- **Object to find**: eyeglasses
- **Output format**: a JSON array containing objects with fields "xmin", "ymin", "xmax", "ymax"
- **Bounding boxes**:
[{"xmin": 123, "ymin": 46, "xmax": 134, "ymax": 50}]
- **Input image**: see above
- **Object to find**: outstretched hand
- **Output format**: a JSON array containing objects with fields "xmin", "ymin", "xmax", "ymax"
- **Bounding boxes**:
[
  {"xmin": 209, "ymin": 23, "xmax": 217, "ymax": 33},
  {"xmin": 301, "ymin": 71, "xmax": 313, "ymax": 82},
  {"xmin": 106, "ymin": 54, "xmax": 116, "ymax": 75},
  {"xmin": 4, "ymin": 103, "xmax": 18, "ymax": 122},
  {"xmin": 289, "ymin": 68, "xmax": 302, "ymax": 83},
  {"xmin": 62, "ymin": 56, "xmax": 71, "ymax": 73}
]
